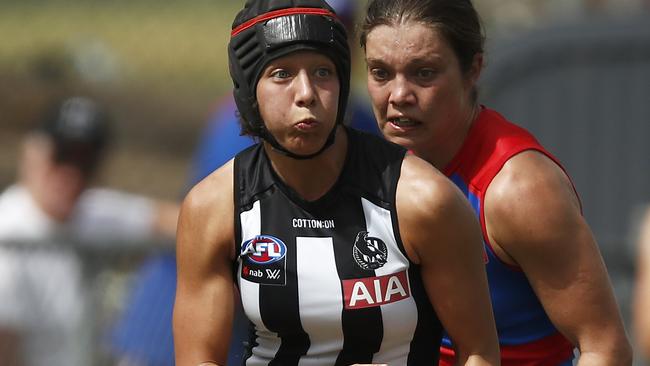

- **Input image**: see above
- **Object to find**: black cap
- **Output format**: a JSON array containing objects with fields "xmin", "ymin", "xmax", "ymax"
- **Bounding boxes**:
[{"xmin": 38, "ymin": 96, "xmax": 110, "ymax": 175}]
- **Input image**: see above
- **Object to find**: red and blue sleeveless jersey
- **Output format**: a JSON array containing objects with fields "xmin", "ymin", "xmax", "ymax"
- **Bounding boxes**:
[{"xmin": 439, "ymin": 107, "xmax": 575, "ymax": 366}]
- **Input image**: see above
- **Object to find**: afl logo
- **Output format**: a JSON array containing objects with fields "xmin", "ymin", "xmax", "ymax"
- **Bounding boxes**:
[
  {"xmin": 353, "ymin": 231, "xmax": 388, "ymax": 270},
  {"xmin": 240, "ymin": 235, "xmax": 287, "ymax": 265}
]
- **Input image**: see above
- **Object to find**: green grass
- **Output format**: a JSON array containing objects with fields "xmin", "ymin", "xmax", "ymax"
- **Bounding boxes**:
[{"xmin": 0, "ymin": 0, "xmax": 242, "ymax": 95}]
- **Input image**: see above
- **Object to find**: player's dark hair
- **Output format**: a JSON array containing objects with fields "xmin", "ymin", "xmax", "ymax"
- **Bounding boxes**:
[{"xmin": 359, "ymin": 0, "xmax": 484, "ymax": 75}]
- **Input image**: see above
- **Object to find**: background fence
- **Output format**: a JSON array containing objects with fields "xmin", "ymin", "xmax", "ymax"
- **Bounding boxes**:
[{"xmin": 1, "ymin": 0, "xmax": 649, "ymax": 365}]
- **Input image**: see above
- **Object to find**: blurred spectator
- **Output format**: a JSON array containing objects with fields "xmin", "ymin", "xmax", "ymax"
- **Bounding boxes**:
[
  {"xmin": 634, "ymin": 205, "xmax": 650, "ymax": 359},
  {"xmin": 109, "ymin": 1, "xmax": 380, "ymax": 365},
  {"xmin": 0, "ymin": 96, "xmax": 178, "ymax": 366}
]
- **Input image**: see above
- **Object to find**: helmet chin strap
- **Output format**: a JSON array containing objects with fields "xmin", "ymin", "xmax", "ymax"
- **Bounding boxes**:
[{"xmin": 261, "ymin": 124, "xmax": 338, "ymax": 160}]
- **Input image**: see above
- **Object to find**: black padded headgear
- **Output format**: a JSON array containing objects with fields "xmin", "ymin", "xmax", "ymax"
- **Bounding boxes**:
[{"xmin": 228, "ymin": 0, "xmax": 351, "ymax": 159}]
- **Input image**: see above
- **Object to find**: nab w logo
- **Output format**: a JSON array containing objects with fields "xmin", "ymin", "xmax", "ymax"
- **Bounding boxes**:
[
  {"xmin": 266, "ymin": 269, "xmax": 281, "ymax": 280},
  {"xmin": 241, "ymin": 235, "xmax": 287, "ymax": 264}
]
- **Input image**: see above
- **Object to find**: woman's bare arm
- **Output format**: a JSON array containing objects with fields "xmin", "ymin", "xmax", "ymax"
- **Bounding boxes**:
[
  {"xmin": 485, "ymin": 151, "xmax": 632, "ymax": 365},
  {"xmin": 173, "ymin": 161, "xmax": 237, "ymax": 366},
  {"xmin": 397, "ymin": 155, "xmax": 499, "ymax": 366}
]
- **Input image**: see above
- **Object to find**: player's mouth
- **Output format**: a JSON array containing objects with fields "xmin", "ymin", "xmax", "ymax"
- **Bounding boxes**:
[
  {"xmin": 388, "ymin": 116, "xmax": 421, "ymax": 130},
  {"xmin": 295, "ymin": 118, "xmax": 319, "ymax": 130}
]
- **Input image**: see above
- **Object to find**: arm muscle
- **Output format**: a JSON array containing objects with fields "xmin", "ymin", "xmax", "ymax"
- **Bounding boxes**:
[
  {"xmin": 173, "ymin": 162, "xmax": 236, "ymax": 366},
  {"xmin": 397, "ymin": 155, "xmax": 499, "ymax": 365}
]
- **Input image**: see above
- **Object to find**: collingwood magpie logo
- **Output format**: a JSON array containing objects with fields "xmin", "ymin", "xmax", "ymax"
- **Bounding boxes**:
[{"xmin": 353, "ymin": 231, "xmax": 388, "ymax": 270}]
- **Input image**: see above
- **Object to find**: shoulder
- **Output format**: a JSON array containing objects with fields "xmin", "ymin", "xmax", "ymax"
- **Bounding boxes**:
[
  {"xmin": 183, "ymin": 160, "xmax": 234, "ymax": 222},
  {"xmin": 398, "ymin": 154, "xmax": 462, "ymax": 206},
  {"xmin": 0, "ymin": 185, "xmax": 28, "ymax": 209},
  {"xmin": 485, "ymin": 150, "xmax": 581, "ymax": 258},
  {"xmin": 179, "ymin": 160, "xmax": 235, "ymax": 259},
  {"xmin": 397, "ymin": 155, "xmax": 477, "ymax": 263},
  {"xmin": 487, "ymin": 150, "xmax": 578, "ymax": 218},
  {"xmin": 0, "ymin": 185, "xmax": 53, "ymax": 241}
]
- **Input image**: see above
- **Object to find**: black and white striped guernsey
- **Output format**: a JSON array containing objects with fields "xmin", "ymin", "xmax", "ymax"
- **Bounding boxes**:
[{"xmin": 233, "ymin": 128, "xmax": 442, "ymax": 365}]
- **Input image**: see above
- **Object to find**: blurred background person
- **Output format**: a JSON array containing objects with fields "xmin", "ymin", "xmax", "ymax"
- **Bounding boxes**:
[
  {"xmin": 634, "ymin": 206, "xmax": 650, "ymax": 359},
  {"xmin": 108, "ymin": 1, "xmax": 378, "ymax": 366},
  {"xmin": 0, "ymin": 96, "xmax": 178, "ymax": 366}
]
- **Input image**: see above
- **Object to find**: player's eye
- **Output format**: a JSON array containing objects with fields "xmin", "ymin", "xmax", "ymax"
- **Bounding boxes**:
[
  {"xmin": 315, "ymin": 67, "xmax": 334, "ymax": 78},
  {"xmin": 271, "ymin": 69, "xmax": 291, "ymax": 79}
]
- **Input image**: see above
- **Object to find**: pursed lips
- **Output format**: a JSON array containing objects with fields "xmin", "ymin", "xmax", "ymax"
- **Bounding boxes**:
[{"xmin": 294, "ymin": 117, "xmax": 319, "ymax": 130}]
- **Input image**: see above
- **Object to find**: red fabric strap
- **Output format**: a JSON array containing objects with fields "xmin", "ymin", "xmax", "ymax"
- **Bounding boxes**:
[{"xmin": 231, "ymin": 8, "xmax": 336, "ymax": 37}]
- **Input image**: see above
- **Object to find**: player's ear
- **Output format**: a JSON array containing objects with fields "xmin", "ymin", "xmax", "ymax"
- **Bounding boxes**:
[{"xmin": 466, "ymin": 52, "xmax": 483, "ymax": 87}]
